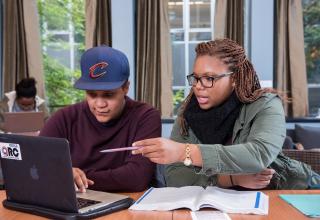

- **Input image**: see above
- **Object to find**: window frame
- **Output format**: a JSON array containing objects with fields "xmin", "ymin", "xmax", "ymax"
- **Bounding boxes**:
[{"xmin": 170, "ymin": 0, "xmax": 215, "ymax": 114}]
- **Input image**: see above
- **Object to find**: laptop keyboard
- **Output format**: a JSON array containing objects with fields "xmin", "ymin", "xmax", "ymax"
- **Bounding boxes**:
[{"xmin": 76, "ymin": 197, "xmax": 101, "ymax": 209}]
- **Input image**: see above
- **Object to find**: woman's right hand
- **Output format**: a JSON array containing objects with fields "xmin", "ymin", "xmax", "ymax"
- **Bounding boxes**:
[
  {"xmin": 132, "ymin": 138, "xmax": 186, "ymax": 164},
  {"xmin": 233, "ymin": 168, "xmax": 275, "ymax": 189}
]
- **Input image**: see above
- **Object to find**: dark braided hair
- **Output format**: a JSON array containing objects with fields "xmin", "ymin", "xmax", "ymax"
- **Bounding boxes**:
[
  {"xmin": 178, "ymin": 38, "xmax": 276, "ymax": 136},
  {"xmin": 16, "ymin": 77, "xmax": 37, "ymax": 99}
]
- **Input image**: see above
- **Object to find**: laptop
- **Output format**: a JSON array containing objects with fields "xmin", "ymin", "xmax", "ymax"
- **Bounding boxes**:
[
  {"xmin": 0, "ymin": 134, "xmax": 134, "ymax": 219},
  {"xmin": 2, "ymin": 111, "xmax": 45, "ymax": 133}
]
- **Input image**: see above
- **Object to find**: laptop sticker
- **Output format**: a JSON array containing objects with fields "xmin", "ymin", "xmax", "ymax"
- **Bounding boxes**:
[{"xmin": 0, "ymin": 142, "xmax": 22, "ymax": 160}]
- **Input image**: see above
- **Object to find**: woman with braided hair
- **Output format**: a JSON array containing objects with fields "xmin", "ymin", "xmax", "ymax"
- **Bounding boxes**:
[{"xmin": 133, "ymin": 38, "xmax": 320, "ymax": 189}]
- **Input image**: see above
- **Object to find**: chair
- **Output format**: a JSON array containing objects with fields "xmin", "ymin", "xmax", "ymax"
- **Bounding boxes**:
[{"xmin": 282, "ymin": 149, "xmax": 320, "ymax": 174}]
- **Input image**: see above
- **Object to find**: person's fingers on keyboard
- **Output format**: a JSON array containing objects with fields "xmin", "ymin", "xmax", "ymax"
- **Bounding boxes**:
[
  {"xmin": 75, "ymin": 176, "xmax": 85, "ymax": 192},
  {"xmin": 87, "ymin": 179, "xmax": 94, "ymax": 186},
  {"xmin": 74, "ymin": 183, "xmax": 79, "ymax": 192},
  {"xmin": 72, "ymin": 167, "xmax": 87, "ymax": 192}
]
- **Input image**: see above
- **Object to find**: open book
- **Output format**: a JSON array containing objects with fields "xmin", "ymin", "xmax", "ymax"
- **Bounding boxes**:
[{"xmin": 130, "ymin": 186, "xmax": 268, "ymax": 215}]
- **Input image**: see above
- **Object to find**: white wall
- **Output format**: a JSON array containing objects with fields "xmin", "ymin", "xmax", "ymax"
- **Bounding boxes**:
[
  {"xmin": 162, "ymin": 123, "xmax": 173, "ymax": 138},
  {"xmin": 111, "ymin": 0, "xmax": 135, "ymax": 98},
  {"xmin": 250, "ymin": 0, "xmax": 274, "ymax": 87}
]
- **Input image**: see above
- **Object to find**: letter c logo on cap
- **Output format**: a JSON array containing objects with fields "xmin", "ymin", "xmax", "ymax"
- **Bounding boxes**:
[{"xmin": 89, "ymin": 62, "xmax": 108, "ymax": 79}]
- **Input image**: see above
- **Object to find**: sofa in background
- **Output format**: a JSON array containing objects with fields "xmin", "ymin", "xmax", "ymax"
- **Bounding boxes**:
[
  {"xmin": 282, "ymin": 123, "xmax": 320, "ymax": 174},
  {"xmin": 285, "ymin": 124, "xmax": 320, "ymax": 150}
]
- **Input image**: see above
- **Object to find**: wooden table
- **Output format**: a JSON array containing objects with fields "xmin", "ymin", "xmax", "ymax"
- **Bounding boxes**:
[{"xmin": 0, "ymin": 190, "xmax": 319, "ymax": 220}]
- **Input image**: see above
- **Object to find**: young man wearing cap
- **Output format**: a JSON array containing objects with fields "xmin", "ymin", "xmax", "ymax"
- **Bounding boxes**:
[{"xmin": 40, "ymin": 46, "xmax": 161, "ymax": 192}]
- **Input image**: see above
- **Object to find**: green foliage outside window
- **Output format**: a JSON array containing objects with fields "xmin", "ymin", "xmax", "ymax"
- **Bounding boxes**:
[
  {"xmin": 303, "ymin": 0, "xmax": 320, "ymax": 83},
  {"xmin": 37, "ymin": 0, "xmax": 85, "ymax": 113},
  {"xmin": 173, "ymin": 89, "xmax": 185, "ymax": 115},
  {"xmin": 43, "ymin": 55, "xmax": 84, "ymax": 113}
]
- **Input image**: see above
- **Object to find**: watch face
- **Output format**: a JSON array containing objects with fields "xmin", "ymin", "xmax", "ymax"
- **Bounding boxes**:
[{"xmin": 184, "ymin": 158, "xmax": 192, "ymax": 166}]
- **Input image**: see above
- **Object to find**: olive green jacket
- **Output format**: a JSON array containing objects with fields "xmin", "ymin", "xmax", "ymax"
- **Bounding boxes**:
[{"xmin": 165, "ymin": 93, "xmax": 319, "ymax": 189}]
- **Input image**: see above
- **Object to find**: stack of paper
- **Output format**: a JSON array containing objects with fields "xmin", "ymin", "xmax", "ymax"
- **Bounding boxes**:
[{"xmin": 130, "ymin": 186, "xmax": 268, "ymax": 215}]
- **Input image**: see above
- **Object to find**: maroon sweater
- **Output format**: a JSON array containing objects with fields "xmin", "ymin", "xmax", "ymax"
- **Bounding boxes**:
[{"xmin": 40, "ymin": 97, "xmax": 161, "ymax": 192}]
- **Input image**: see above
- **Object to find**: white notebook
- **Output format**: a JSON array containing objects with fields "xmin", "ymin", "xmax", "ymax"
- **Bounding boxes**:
[{"xmin": 130, "ymin": 186, "xmax": 268, "ymax": 215}]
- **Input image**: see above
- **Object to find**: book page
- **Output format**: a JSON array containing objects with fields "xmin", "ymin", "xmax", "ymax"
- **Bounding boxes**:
[
  {"xmin": 130, "ymin": 186, "xmax": 204, "ymax": 211},
  {"xmin": 198, "ymin": 187, "xmax": 268, "ymax": 215}
]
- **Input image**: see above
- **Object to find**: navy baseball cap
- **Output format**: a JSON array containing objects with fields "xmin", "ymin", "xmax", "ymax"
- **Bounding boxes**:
[{"xmin": 74, "ymin": 46, "xmax": 130, "ymax": 90}]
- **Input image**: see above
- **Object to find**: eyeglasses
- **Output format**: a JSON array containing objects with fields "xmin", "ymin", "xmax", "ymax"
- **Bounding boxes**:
[{"xmin": 186, "ymin": 72, "xmax": 234, "ymax": 88}]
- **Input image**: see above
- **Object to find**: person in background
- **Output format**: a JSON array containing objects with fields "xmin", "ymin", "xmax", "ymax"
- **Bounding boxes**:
[
  {"xmin": 132, "ymin": 38, "xmax": 320, "ymax": 190},
  {"xmin": 0, "ymin": 77, "xmax": 50, "ymax": 131},
  {"xmin": 40, "ymin": 46, "xmax": 161, "ymax": 192}
]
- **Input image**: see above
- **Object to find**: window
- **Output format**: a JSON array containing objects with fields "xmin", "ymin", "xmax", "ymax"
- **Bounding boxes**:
[
  {"xmin": 168, "ymin": 0, "xmax": 215, "ymax": 115},
  {"xmin": 302, "ymin": 0, "xmax": 320, "ymax": 117},
  {"xmin": 37, "ymin": 0, "xmax": 85, "ymax": 113}
]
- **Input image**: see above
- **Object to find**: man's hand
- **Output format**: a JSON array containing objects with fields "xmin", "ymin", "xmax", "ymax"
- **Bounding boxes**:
[{"xmin": 72, "ymin": 167, "xmax": 94, "ymax": 192}]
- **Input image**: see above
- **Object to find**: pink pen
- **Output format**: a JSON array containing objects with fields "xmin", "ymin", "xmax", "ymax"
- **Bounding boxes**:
[{"xmin": 100, "ymin": 146, "xmax": 141, "ymax": 153}]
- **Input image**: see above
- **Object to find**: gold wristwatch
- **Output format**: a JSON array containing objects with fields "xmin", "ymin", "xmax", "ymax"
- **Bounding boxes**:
[{"xmin": 183, "ymin": 143, "xmax": 192, "ymax": 166}]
